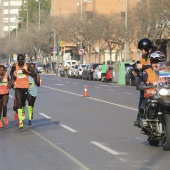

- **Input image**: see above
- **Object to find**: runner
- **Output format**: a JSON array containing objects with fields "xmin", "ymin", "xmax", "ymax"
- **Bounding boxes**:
[
  {"xmin": 10, "ymin": 54, "xmax": 36, "ymax": 128},
  {"xmin": 0, "ymin": 65, "xmax": 11, "ymax": 127}
]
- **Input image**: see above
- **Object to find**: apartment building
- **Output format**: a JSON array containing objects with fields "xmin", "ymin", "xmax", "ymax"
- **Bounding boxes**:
[
  {"xmin": 51, "ymin": 0, "xmax": 137, "ymax": 17},
  {"xmin": 51, "ymin": 0, "xmax": 138, "ymax": 63},
  {"xmin": 0, "ymin": 0, "xmax": 22, "ymax": 37}
]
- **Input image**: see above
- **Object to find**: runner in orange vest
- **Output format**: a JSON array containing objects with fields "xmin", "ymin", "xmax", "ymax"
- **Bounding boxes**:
[
  {"xmin": 10, "ymin": 54, "xmax": 36, "ymax": 128},
  {"xmin": 0, "ymin": 65, "xmax": 12, "ymax": 127}
]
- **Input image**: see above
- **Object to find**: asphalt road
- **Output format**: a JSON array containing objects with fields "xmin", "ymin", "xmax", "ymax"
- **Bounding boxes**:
[{"xmin": 0, "ymin": 74, "xmax": 170, "ymax": 170}]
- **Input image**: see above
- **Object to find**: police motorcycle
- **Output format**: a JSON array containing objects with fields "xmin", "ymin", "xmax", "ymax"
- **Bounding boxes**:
[{"xmin": 137, "ymin": 61, "xmax": 170, "ymax": 150}]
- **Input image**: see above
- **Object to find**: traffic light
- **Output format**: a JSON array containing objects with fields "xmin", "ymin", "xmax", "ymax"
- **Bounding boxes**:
[{"xmin": 18, "ymin": 21, "xmax": 22, "ymax": 29}]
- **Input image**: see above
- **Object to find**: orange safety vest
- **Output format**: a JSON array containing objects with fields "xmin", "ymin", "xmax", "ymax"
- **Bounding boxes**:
[
  {"xmin": 0, "ymin": 74, "xmax": 8, "ymax": 95},
  {"xmin": 14, "ymin": 63, "xmax": 29, "ymax": 89},
  {"xmin": 140, "ymin": 55, "xmax": 152, "ymax": 72},
  {"xmin": 144, "ymin": 69, "xmax": 158, "ymax": 98}
]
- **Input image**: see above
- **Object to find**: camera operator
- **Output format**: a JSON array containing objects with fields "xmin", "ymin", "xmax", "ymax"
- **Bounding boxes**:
[{"xmin": 134, "ymin": 38, "xmax": 158, "ymax": 127}]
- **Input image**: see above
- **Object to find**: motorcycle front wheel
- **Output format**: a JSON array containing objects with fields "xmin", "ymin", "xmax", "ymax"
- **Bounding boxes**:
[{"xmin": 163, "ymin": 114, "xmax": 170, "ymax": 151}]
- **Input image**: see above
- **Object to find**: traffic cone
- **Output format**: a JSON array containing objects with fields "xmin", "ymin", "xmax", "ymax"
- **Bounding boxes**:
[{"xmin": 84, "ymin": 85, "xmax": 89, "ymax": 97}]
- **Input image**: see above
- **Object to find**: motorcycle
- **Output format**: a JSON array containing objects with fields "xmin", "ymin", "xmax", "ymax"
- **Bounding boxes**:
[{"xmin": 137, "ymin": 62, "xmax": 170, "ymax": 150}]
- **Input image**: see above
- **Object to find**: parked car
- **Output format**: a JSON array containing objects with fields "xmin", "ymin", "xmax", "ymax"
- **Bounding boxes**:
[
  {"xmin": 82, "ymin": 64, "xmax": 90, "ymax": 79},
  {"xmin": 35, "ymin": 64, "xmax": 44, "ymax": 73},
  {"xmin": 125, "ymin": 67, "xmax": 135, "ymax": 86},
  {"xmin": 72, "ymin": 64, "xmax": 79, "ymax": 78},
  {"xmin": 68, "ymin": 65, "xmax": 76, "ymax": 78},
  {"xmin": 93, "ymin": 65, "xmax": 102, "ymax": 80},
  {"xmin": 75, "ymin": 64, "xmax": 88, "ymax": 79},
  {"xmin": 87, "ymin": 63, "xmax": 102, "ymax": 80}
]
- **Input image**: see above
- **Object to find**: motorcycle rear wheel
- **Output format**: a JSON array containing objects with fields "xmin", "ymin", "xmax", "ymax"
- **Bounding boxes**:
[{"xmin": 163, "ymin": 114, "xmax": 170, "ymax": 151}]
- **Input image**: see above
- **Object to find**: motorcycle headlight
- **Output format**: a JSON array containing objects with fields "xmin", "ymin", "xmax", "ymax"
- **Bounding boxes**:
[{"xmin": 159, "ymin": 88, "xmax": 169, "ymax": 96}]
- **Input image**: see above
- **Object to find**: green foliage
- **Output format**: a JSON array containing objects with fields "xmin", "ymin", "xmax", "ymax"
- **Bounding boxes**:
[{"xmin": 19, "ymin": 0, "xmax": 51, "ymax": 26}]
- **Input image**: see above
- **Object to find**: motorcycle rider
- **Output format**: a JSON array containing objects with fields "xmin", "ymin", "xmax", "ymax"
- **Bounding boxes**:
[
  {"xmin": 134, "ymin": 38, "xmax": 158, "ymax": 126},
  {"xmin": 136, "ymin": 51, "xmax": 165, "ymax": 126}
]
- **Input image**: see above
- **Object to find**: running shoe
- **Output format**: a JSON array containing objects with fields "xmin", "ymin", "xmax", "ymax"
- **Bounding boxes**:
[
  {"xmin": 3, "ymin": 117, "xmax": 9, "ymax": 125},
  {"xmin": 28, "ymin": 120, "xmax": 32, "ymax": 125},
  {"xmin": 0, "ymin": 120, "xmax": 3, "ymax": 128},
  {"xmin": 19, "ymin": 122, "xmax": 23, "ymax": 128},
  {"xmin": 14, "ymin": 113, "xmax": 18, "ymax": 120}
]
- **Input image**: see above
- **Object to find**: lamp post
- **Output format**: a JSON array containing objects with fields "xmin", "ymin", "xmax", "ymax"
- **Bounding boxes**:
[
  {"xmin": 36, "ymin": 0, "xmax": 40, "ymax": 30},
  {"xmin": 123, "ymin": 0, "xmax": 128, "ymax": 62}
]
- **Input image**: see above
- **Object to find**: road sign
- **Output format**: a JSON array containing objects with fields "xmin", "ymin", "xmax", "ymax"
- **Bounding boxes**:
[
  {"xmin": 60, "ymin": 41, "xmax": 66, "ymax": 47},
  {"xmin": 78, "ymin": 48, "xmax": 85, "ymax": 56},
  {"xmin": 53, "ymin": 47, "xmax": 57, "ymax": 53}
]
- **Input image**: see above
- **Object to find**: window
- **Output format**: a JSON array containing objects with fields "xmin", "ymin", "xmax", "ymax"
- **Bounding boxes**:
[
  {"xmin": 10, "ymin": 1, "xmax": 22, "ymax": 6},
  {"xmin": 3, "ymin": 9, "xmax": 9, "ymax": 14}
]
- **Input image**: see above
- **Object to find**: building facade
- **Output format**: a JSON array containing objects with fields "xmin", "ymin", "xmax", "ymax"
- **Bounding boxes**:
[
  {"xmin": 51, "ymin": 0, "xmax": 138, "ymax": 63},
  {"xmin": 0, "ymin": 0, "xmax": 22, "ymax": 37}
]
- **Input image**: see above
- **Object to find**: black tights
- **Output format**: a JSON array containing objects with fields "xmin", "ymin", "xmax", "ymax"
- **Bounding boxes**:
[
  {"xmin": 15, "ymin": 88, "xmax": 31, "ymax": 109},
  {"xmin": 0, "ymin": 94, "xmax": 9, "ymax": 118},
  {"xmin": 26, "ymin": 93, "xmax": 36, "ymax": 107}
]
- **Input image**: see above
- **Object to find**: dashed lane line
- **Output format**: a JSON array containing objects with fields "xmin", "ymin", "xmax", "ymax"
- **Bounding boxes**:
[
  {"xmin": 42, "ymin": 85, "xmax": 137, "ymax": 111},
  {"xmin": 123, "ymin": 92, "xmax": 132, "ymax": 94},
  {"xmin": 91, "ymin": 141, "xmax": 120, "ymax": 155},
  {"xmin": 59, "ymin": 123, "xmax": 77, "ymax": 132},
  {"xmin": 107, "ymin": 89, "xmax": 115, "ymax": 92},
  {"xmin": 39, "ymin": 113, "xmax": 51, "ymax": 119}
]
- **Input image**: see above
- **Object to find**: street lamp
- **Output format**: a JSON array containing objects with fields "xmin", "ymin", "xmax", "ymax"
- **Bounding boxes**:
[
  {"xmin": 124, "ymin": 0, "xmax": 128, "ymax": 62},
  {"xmin": 35, "ymin": 0, "xmax": 40, "ymax": 30}
]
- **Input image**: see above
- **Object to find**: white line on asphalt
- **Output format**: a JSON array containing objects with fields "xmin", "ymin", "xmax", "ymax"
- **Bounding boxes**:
[
  {"xmin": 39, "ymin": 113, "xmax": 51, "ymax": 119},
  {"xmin": 55, "ymin": 84, "xmax": 64, "ymax": 86},
  {"xmin": 99, "ymin": 85, "xmax": 120, "ymax": 87},
  {"xmin": 73, "ymin": 83, "xmax": 77, "ymax": 85},
  {"xmin": 91, "ymin": 141, "xmax": 120, "ymax": 155},
  {"xmin": 59, "ymin": 123, "xmax": 77, "ymax": 132},
  {"xmin": 107, "ymin": 89, "xmax": 115, "ymax": 91},
  {"xmin": 123, "ymin": 92, "xmax": 132, "ymax": 94},
  {"xmin": 42, "ymin": 85, "xmax": 137, "ymax": 111},
  {"xmin": 65, "ymin": 81, "xmax": 70, "ymax": 83},
  {"xmin": 94, "ymin": 87, "xmax": 100, "ymax": 88}
]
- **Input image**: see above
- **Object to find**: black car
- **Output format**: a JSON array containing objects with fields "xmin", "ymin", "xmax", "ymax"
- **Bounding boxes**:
[{"xmin": 125, "ymin": 67, "xmax": 136, "ymax": 86}]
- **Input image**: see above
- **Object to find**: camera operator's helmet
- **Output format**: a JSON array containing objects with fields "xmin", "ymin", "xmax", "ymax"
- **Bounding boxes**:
[
  {"xmin": 150, "ymin": 51, "xmax": 165, "ymax": 63},
  {"xmin": 138, "ymin": 38, "xmax": 152, "ymax": 50}
]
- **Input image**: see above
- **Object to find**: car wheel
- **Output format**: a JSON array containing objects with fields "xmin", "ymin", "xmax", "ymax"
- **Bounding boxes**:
[
  {"xmin": 129, "ymin": 79, "xmax": 133, "ymax": 86},
  {"xmin": 88, "ymin": 75, "xmax": 91, "ymax": 80}
]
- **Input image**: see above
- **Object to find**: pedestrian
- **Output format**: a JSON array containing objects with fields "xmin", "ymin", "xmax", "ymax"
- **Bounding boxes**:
[
  {"xmin": 101, "ymin": 62, "xmax": 108, "ymax": 83},
  {"xmin": 0, "ymin": 65, "xmax": 11, "ymax": 127},
  {"xmin": 134, "ymin": 38, "xmax": 158, "ymax": 127},
  {"xmin": 10, "ymin": 54, "xmax": 36, "ymax": 128},
  {"xmin": 64, "ymin": 64, "xmax": 69, "ymax": 77}
]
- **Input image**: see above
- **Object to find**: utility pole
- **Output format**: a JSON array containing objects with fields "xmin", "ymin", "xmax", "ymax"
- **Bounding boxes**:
[{"xmin": 124, "ymin": 0, "xmax": 128, "ymax": 62}]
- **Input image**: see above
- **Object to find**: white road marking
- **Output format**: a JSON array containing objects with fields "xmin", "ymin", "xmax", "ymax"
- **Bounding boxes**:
[
  {"xmin": 73, "ymin": 83, "xmax": 77, "ymax": 85},
  {"xmin": 107, "ymin": 89, "xmax": 115, "ymax": 91},
  {"xmin": 59, "ymin": 123, "xmax": 77, "ymax": 132},
  {"xmin": 55, "ymin": 84, "xmax": 64, "ymax": 86},
  {"xmin": 91, "ymin": 141, "xmax": 120, "ymax": 155},
  {"xmin": 39, "ymin": 113, "xmax": 51, "ymax": 119},
  {"xmin": 123, "ymin": 92, "xmax": 132, "ymax": 94},
  {"xmin": 42, "ymin": 85, "xmax": 137, "ymax": 111},
  {"xmin": 99, "ymin": 85, "xmax": 120, "ymax": 87},
  {"xmin": 9, "ymin": 95, "xmax": 13, "ymax": 98},
  {"xmin": 94, "ymin": 87, "xmax": 100, "ymax": 88},
  {"xmin": 65, "ymin": 81, "xmax": 70, "ymax": 83}
]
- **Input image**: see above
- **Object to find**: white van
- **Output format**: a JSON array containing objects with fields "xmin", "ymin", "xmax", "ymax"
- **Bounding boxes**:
[{"xmin": 63, "ymin": 60, "xmax": 78, "ymax": 67}]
